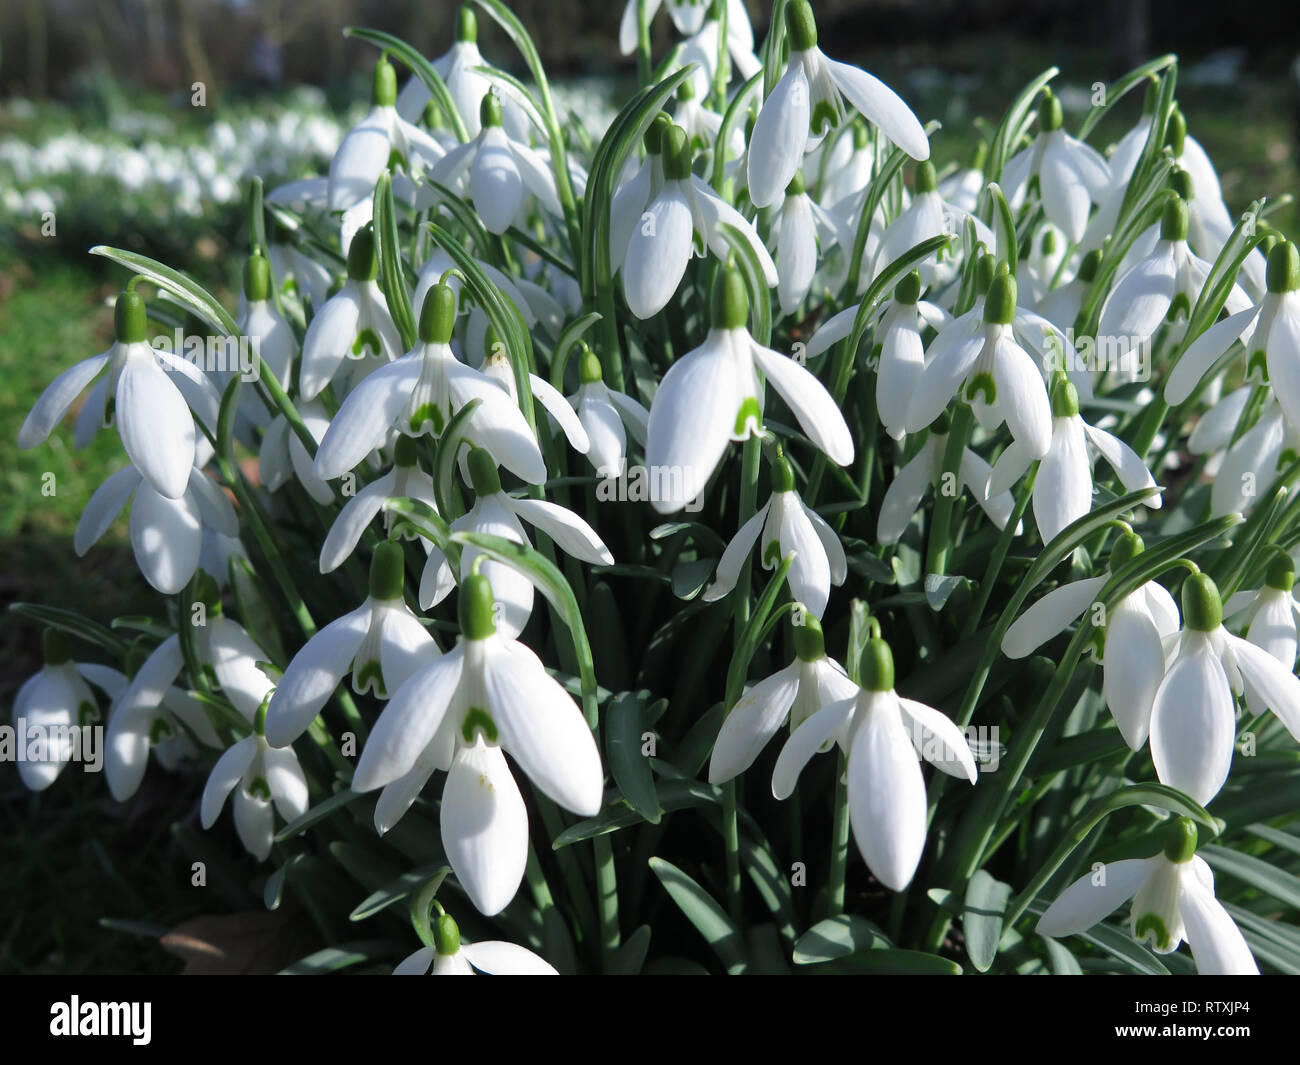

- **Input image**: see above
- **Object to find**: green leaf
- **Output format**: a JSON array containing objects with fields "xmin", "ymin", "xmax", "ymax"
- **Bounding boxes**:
[
  {"xmin": 274, "ymin": 788, "xmax": 363, "ymax": 842},
  {"xmin": 793, "ymin": 915, "xmax": 891, "ymax": 963},
  {"xmin": 648, "ymin": 857, "xmax": 747, "ymax": 974},
  {"xmin": 228, "ymin": 554, "xmax": 286, "ymax": 666},
  {"xmin": 373, "ymin": 172, "xmax": 416, "ymax": 350},
  {"xmin": 606, "ymin": 925, "xmax": 653, "ymax": 975},
  {"xmin": 9, "ymin": 603, "xmax": 130, "ymax": 657},
  {"xmin": 964, "ymin": 870, "xmax": 1013, "ymax": 972},
  {"xmin": 1200, "ymin": 844, "xmax": 1300, "ymax": 911},
  {"xmin": 350, "ymin": 863, "xmax": 449, "ymax": 922},
  {"xmin": 607, "ymin": 692, "xmax": 661, "ymax": 823},
  {"xmin": 1078, "ymin": 54, "xmax": 1177, "ymax": 138},
  {"xmin": 552, "ymin": 778, "xmax": 720, "ymax": 848},
  {"xmin": 811, "ymin": 949, "xmax": 963, "ymax": 975},
  {"xmin": 986, "ymin": 67, "xmax": 1059, "ymax": 183},
  {"xmin": 432, "ymin": 398, "xmax": 481, "ymax": 522},
  {"xmin": 90, "ymin": 246, "xmax": 237, "ymax": 336},
  {"xmin": 279, "ymin": 941, "xmax": 401, "ymax": 975}
]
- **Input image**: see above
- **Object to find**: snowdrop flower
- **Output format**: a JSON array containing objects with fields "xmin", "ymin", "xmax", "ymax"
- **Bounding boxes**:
[
  {"xmin": 352, "ymin": 573, "xmax": 605, "ymax": 915},
  {"xmin": 1001, "ymin": 89, "xmax": 1110, "ymax": 244},
  {"xmin": 201, "ymin": 701, "xmax": 308, "ymax": 862},
  {"xmin": 235, "ymin": 252, "xmax": 295, "ymax": 387},
  {"xmin": 1038, "ymin": 817, "xmax": 1257, "ymax": 974},
  {"xmin": 19, "ymin": 289, "xmax": 220, "ymax": 500},
  {"xmin": 319, "ymin": 436, "xmax": 438, "ymax": 574},
  {"xmin": 1101, "ymin": 197, "xmax": 1249, "ymax": 350},
  {"xmin": 569, "ymin": 348, "xmax": 649, "ymax": 475},
  {"xmin": 394, "ymin": 910, "xmax": 556, "ymax": 976},
  {"xmin": 259, "ymin": 399, "xmax": 335, "ymax": 505},
  {"xmin": 877, "ymin": 411, "xmax": 1019, "ymax": 544},
  {"xmin": 672, "ymin": 78, "xmax": 739, "ymax": 160},
  {"xmin": 1150, "ymin": 573, "xmax": 1300, "ymax": 804},
  {"xmin": 708, "ymin": 612, "xmax": 858, "ymax": 783},
  {"xmin": 772, "ymin": 635, "xmax": 977, "ymax": 890},
  {"xmin": 904, "ymin": 271, "xmax": 1054, "ymax": 460},
  {"xmin": 269, "ymin": 224, "xmax": 334, "ymax": 308},
  {"xmin": 11, "ymin": 632, "xmax": 113, "ymax": 791},
  {"xmin": 770, "ymin": 170, "xmax": 852, "ymax": 314},
  {"xmin": 396, "ymin": 8, "xmax": 528, "ymax": 140},
  {"xmin": 618, "ymin": 0, "xmax": 708, "ymax": 53},
  {"xmin": 75, "ymin": 441, "xmax": 239, "ymax": 596},
  {"xmin": 645, "ymin": 267, "xmax": 853, "ymax": 512},
  {"xmin": 620, "ymin": 123, "xmax": 776, "ymax": 320},
  {"xmin": 703, "ymin": 451, "xmax": 846, "ymax": 617},
  {"xmin": 476, "ymin": 328, "xmax": 591, "ymax": 458},
  {"xmin": 313, "ymin": 283, "xmax": 546, "ymax": 485},
  {"xmin": 265, "ymin": 543, "xmax": 442, "ymax": 747},
  {"xmin": 1016, "ymin": 225, "xmax": 1068, "ymax": 307},
  {"xmin": 1036, "ymin": 248, "xmax": 1102, "ymax": 333},
  {"xmin": 1190, "ymin": 389, "xmax": 1297, "ymax": 518},
  {"xmin": 746, "ymin": 0, "xmax": 928, "ymax": 209},
  {"xmin": 1165, "ymin": 241, "xmax": 1300, "ymax": 416},
  {"xmin": 937, "ymin": 142, "xmax": 987, "ymax": 217},
  {"xmin": 1002, "ymin": 530, "xmax": 1179, "ymax": 750},
  {"xmin": 610, "ymin": 116, "xmax": 668, "ymax": 270},
  {"xmin": 420, "ymin": 449, "xmax": 613, "ymax": 637},
  {"xmin": 986, "ymin": 378, "xmax": 1161, "ymax": 544},
  {"xmin": 1223, "ymin": 553, "xmax": 1300, "ymax": 717},
  {"xmin": 298, "ymin": 227, "xmax": 403, "ymax": 401},
  {"xmin": 820, "ymin": 121, "xmax": 878, "ymax": 211},
  {"xmin": 675, "ymin": 1, "xmax": 761, "ymax": 100},
  {"xmin": 328, "ymin": 56, "xmax": 446, "ymax": 212},
  {"xmin": 429, "ymin": 92, "xmax": 560, "ymax": 236}
]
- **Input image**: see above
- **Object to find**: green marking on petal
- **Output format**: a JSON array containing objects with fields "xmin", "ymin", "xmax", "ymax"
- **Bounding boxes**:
[
  {"xmin": 965, "ymin": 372, "xmax": 997, "ymax": 406},
  {"xmin": 354, "ymin": 658, "xmax": 386, "ymax": 697},
  {"xmin": 461, "ymin": 706, "xmax": 499, "ymax": 744},
  {"xmin": 148, "ymin": 716, "xmax": 174, "ymax": 745},
  {"xmin": 1134, "ymin": 913, "xmax": 1172, "ymax": 951},
  {"xmin": 78, "ymin": 702, "xmax": 100, "ymax": 727},
  {"xmin": 734, "ymin": 396, "xmax": 762, "ymax": 436},
  {"xmin": 247, "ymin": 776, "xmax": 272, "ymax": 802},
  {"xmin": 409, "ymin": 402, "xmax": 445, "ymax": 435},
  {"xmin": 810, "ymin": 99, "xmax": 839, "ymax": 137},
  {"xmin": 352, "ymin": 327, "xmax": 382, "ymax": 358}
]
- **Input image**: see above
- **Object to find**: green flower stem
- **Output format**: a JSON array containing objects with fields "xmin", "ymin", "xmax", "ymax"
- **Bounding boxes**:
[
  {"xmin": 827, "ymin": 749, "xmax": 851, "ymax": 917},
  {"xmin": 962, "ymin": 466, "xmax": 1037, "ymax": 637},
  {"xmin": 926, "ymin": 405, "xmax": 974, "ymax": 578},
  {"xmin": 636, "ymin": 0, "xmax": 652, "ymax": 86}
]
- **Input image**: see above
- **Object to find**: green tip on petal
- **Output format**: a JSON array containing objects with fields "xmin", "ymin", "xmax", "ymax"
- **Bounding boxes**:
[
  {"xmin": 860, "ymin": 637, "xmax": 894, "ymax": 692},
  {"xmin": 243, "ymin": 252, "xmax": 272, "ymax": 302},
  {"xmin": 1110, "ymin": 530, "xmax": 1145, "ymax": 571},
  {"xmin": 372, "ymin": 56, "xmax": 397, "ymax": 108},
  {"xmin": 1163, "ymin": 816, "xmax": 1199, "ymax": 864},
  {"xmin": 114, "ymin": 290, "xmax": 148, "ymax": 344},
  {"xmin": 661, "ymin": 123, "xmax": 692, "ymax": 181},
  {"xmin": 466, "ymin": 446, "xmax": 502, "ymax": 497},
  {"xmin": 1181, "ymin": 572, "xmax": 1223, "ymax": 632},
  {"xmin": 786, "ymin": 170, "xmax": 806, "ymax": 197},
  {"xmin": 1266, "ymin": 241, "xmax": 1300, "ymax": 294},
  {"xmin": 1166, "ymin": 108, "xmax": 1187, "ymax": 156},
  {"xmin": 712, "ymin": 267, "xmax": 749, "ymax": 330},
  {"xmin": 1037, "ymin": 90, "xmax": 1062, "ymax": 133},
  {"xmin": 369, "ymin": 540, "xmax": 406, "ymax": 601},
  {"xmin": 459, "ymin": 572, "xmax": 498, "ymax": 640},
  {"xmin": 1078, "ymin": 248, "xmax": 1103, "ymax": 284},
  {"xmin": 1266, "ymin": 549, "xmax": 1296, "ymax": 592},
  {"xmin": 419, "ymin": 283, "xmax": 458, "ymax": 344},
  {"xmin": 914, "ymin": 160, "xmax": 938, "ymax": 194},
  {"xmin": 1050, "ymin": 375, "xmax": 1079, "ymax": 418},
  {"xmin": 785, "ymin": 0, "xmax": 818, "ymax": 51},
  {"xmin": 393, "ymin": 434, "xmax": 420, "ymax": 468},
  {"xmin": 456, "ymin": 6, "xmax": 477, "ymax": 43},
  {"xmin": 434, "ymin": 911, "xmax": 462, "ymax": 955},
  {"xmin": 983, "ymin": 272, "xmax": 1017, "ymax": 325},
  {"xmin": 43, "ymin": 629, "xmax": 71, "ymax": 667},
  {"xmin": 480, "ymin": 90, "xmax": 503, "ymax": 129},
  {"xmin": 894, "ymin": 269, "xmax": 922, "ymax": 306},
  {"xmin": 347, "ymin": 226, "xmax": 378, "ymax": 281},
  {"xmin": 645, "ymin": 112, "xmax": 672, "ymax": 155},
  {"xmin": 1160, "ymin": 197, "xmax": 1189, "ymax": 243},
  {"xmin": 792, "ymin": 610, "xmax": 825, "ymax": 662},
  {"xmin": 578, "ymin": 347, "xmax": 603, "ymax": 385}
]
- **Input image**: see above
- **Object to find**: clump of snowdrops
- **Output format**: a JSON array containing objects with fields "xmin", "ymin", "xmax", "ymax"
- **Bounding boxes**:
[{"xmin": 12, "ymin": 0, "xmax": 1300, "ymax": 976}]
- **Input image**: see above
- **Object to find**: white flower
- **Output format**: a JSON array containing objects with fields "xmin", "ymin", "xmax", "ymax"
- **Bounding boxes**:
[
  {"xmin": 1187, "ymin": 389, "xmax": 1296, "ymax": 519},
  {"xmin": 644, "ymin": 267, "xmax": 853, "ymax": 513},
  {"xmin": 1223, "ymin": 554, "xmax": 1300, "ymax": 698},
  {"xmin": 1001, "ymin": 90, "xmax": 1110, "ymax": 244},
  {"xmin": 708, "ymin": 613, "xmax": 858, "ymax": 783},
  {"xmin": 428, "ymin": 91, "xmax": 560, "ymax": 236},
  {"xmin": 770, "ymin": 169, "xmax": 852, "ymax": 315},
  {"xmin": 618, "ymin": 0, "xmax": 710, "ymax": 54},
  {"xmin": 476, "ymin": 329, "xmax": 592, "ymax": 459},
  {"xmin": 75, "ymin": 442, "xmax": 238, "ymax": 595},
  {"xmin": 419, "ymin": 448, "xmax": 613, "ymax": 638},
  {"xmin": 1038, "ymin": 819, "xmax": 1257, "ymax": 974},
  {"xmin": 265, "ymin": 542, "xmax": 441, "ymax": 748},
  {"xmin": 394, "ymin": 911, "xmax": 556, "ymax": 975},
  {"xmin": 1035, "ymin": 248, "xmax": 1101, "ymax": 333},
  {"xmin": 746, "ymin": 0, "xmax": 928, "ymax": 209},
  {"xmin": 1165, "ymin": 240, "xmax": 1300, "ymax": 415},
  {"xmin": 235, "ymin": 251, "xmax": 295, "ymax": 388},
  {"xmin": 313, "ymin": 282, "xmax": 546, "ymax": 485},
  {"xmin": 19, "ymin": 290, "xmax": 220, "ymax": 500},
  {"xmin": 619, "ymin": 122, "xmax": 776, "ymax": 320},
  {"xmin": 674, "ymin": 1, "xmax": 761, "ymax": 100},
  {"xmin": 268, "ymin": 227, "xmax": 334, "ymax": 308},
  {"xmin": 298, "ymin": 228, "xmax": 403, "ymax": 401},
  {"xmin": 703, "ymin": 453, "xmax": 846, "ymax": 618},
  {"xmin": 352, "ymin": 573, "xmax": 605, "ymax": 915},
  {"xmin": 328, "ymin": 57, "xmax": 446, "ymax": 212},
  {"xmin": 1002, "ymin": 530, "xmax": 1179, "ymax": 750},
  {"xmin": 772, "ymin": 636, "xmax": 976, "ymax": 890},
  {"xmin": 568, "ymin": 348, "xmax": 649, "ymax": 475},
  {"xmin": 201, "ymin": 708, "xmax": 309, "ymax": 862},
  {"xmin": 985, "ymin": 377, "xmax": 1161, "ymax": 544},
  {"xmin": 319, "ymin": 437, "xmax": 438, "ymax": 574},
  {"xmin": 1149, "ymin": 574, "xmax": 1300, "ymax": 804},
  {"xmin": 259, "ymin": 399, "xmax": 336, "ymax": 505},
  {"xmin": 876, "ymin": 414, "xmax": 1018, "ymax": 544},
  {"xmin": 11, "ymin": 634, "xmax": 113, "ymax": 791}
]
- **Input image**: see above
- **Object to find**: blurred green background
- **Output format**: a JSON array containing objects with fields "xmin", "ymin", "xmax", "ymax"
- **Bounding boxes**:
[{"xmin": 1, "ymin": 0, "xmax": 1298, "ymax": 972}]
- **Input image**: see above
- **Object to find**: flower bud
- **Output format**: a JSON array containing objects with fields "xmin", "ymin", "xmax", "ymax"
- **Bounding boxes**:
[
  {"xmin": 661, "ymin": 124, "xmax": 692, "ymax": 181},
  {"xmin": 480, "ymin": 90, "xmax": 504, "ymax": 130},
  {"xmin": 1160, "ymin": 197, "xmax": 1189, "ymax": 243},
  {"xmin": 434, "ymin": 911, "xmax": 462, "ymax": 955},
  {"xmin": 456, "ymin": 6, "xmax": 477, "ymax": 43},
  {"xmin": 983, "ymin": 272, "xmax": 1017, "ymax": 326},
  {"xmin": 1037, "ymin": 90, "xmax": 1063, "ymax": 133},
  {"xmin": 1109, "ymin": 530, "xmax": 1145, "ymax": 571},
  {"xmin": 894, "ymin": 269, "xmax": 922, "ymax": 306},
  {"xmin": 1163, "ymin": 816, "xmax": 1198, "ymax": 864},
  {"xmin": 1050, "ymin": 375, "xmax": 1079, "ymax": 418},
  {"xmin": 579, "ymin": 347, "xmax": 603, "ymax": 385},
  {"xmin": 786, "ymin": 0, "xmax": 818, "ymax": 52},
  {"xmin": 1266, "ymin": 241, "xmax": 1300, "ymax": 295},
  {"xmin": 372, "ymin": 56, "xmax": 397, "ymax": 109},
  {"xmin": 914, "ymin": 160, "xmax": 938, "ymax": 194},
  {"xmin": 1265, "ymin": 549, "xmax": 1295, "ymax": 592}
]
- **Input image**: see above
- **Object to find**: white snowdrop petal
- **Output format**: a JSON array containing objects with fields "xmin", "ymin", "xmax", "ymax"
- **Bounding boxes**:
[
  {"xmin": 1002, "ymin": 576, "xmax": 1107, "ymax": 659},
  {"xmin": 1149, "ymin": 638, "xmax": 1235, "ymax": 805},
  {"xmin": 825, "ymin": 58, "xmax": 929, "ymax": 161},
  {"xmin": 129, "ymin": 484, "xmax": 203, "ymax": 595},
  {"xmin": 116, "ymin": 353, "xmax": 196, "ymax": 500},
  {"xmin": 1102, "ymin": 597, "xmax": 1167, "ymax": 749},
  {"xmin": 1178, "ymin": 877, "xmax": 1259, "ymax": 975},
  {"xmin": 264, "ymin": 607, "xmax": 370, "ymax": 748},
  {"xmin": 771, "ymin": 695, "xmax": 856, "ymax": 800},
  {"xmin": 709, "ymin": 664, "xmax": 801, "ymax": 785},
  {"xmin": 461, "ymin": 940, "xmax": 558, "ymax": 975},
  {"xmin": 441, "ymin": 740, "xmax": 529, "ymax": 916},
  {"xmin": 18, "ymin": 353, "xmax": 110, "ymax": 449},
  {"xmin": 1035, "ymin": 858, "xmax": 1156, "ymax": 937},
  {"xmin": 746, "ymin": 64, "xmax": 811, "ymax": 209}
]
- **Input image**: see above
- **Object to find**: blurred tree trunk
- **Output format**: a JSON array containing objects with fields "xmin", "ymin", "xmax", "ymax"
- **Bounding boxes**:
[{"xmin": 175, "ymin": 0, "xmax": 214, "ymax": 92}]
